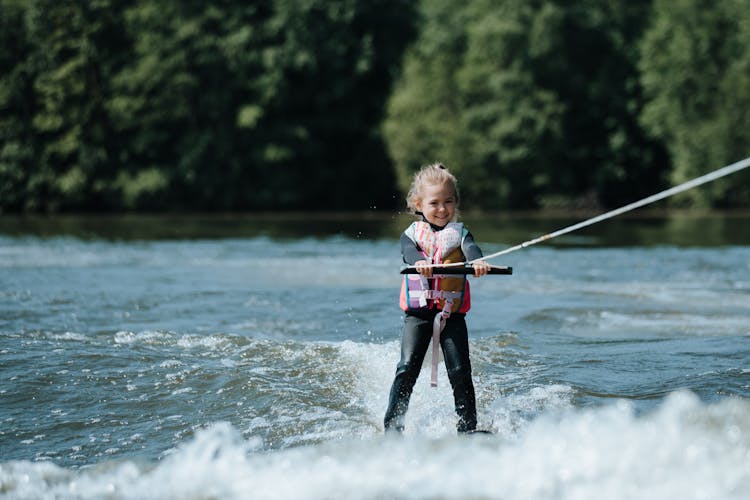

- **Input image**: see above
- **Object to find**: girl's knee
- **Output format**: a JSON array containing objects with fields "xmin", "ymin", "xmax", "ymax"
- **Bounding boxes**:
[
  {"xmin": 446, "ymin": 364, "xmax": 472, "ymax": 381},
  {"xmin": 395, "ymin": 361, "xmax": 420, "ymax": 380}
]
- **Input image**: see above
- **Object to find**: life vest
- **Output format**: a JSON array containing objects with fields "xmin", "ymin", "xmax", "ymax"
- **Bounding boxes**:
[{"xmin": 399, "ymin": 221, "xmax": 471, "ymax": 314}]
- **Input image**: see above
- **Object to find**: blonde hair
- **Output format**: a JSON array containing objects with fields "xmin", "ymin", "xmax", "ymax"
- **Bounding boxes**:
[{"xmin": 406, "ymin": 162, "xmax": 460, "ymax": 216}]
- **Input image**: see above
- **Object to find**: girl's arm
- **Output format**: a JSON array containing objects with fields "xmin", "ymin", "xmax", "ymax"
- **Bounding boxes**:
[
  {"xmin": 401, "ymin": 233, "xmax": 423, "ymax": 265},
  {"xmin": 401, "ymin": 233, "xmax": 433, "ymax": 277}
]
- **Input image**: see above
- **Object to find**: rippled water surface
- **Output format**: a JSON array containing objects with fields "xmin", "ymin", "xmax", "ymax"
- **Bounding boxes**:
[{"xmin": 1, "ymin": 213, "xmax": 748, "ymax": 499}]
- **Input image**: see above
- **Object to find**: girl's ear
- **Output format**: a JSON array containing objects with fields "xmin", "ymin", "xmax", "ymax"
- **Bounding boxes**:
[{"xmin": 414, "ymin": 199, "xmax": 423, "ymax": 213}]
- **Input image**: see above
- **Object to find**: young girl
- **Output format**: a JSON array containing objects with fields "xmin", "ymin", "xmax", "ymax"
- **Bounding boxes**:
[{"xmin": 384, "ymin": 163, "xmax": 490, "ymax": 433}]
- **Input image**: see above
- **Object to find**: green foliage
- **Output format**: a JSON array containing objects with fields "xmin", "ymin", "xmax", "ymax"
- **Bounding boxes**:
[
  {"xmin": 0, "ymin": 0, "xmax": 748, "ymax": 212},
  {"xmin": 0, "ymin": 0, "xmax": 415, "ymax": 212},
  {"xmin": 455, "ymin": 0, "xmax": 565, "ymax": 208},
  {"xmin": 0, "ymin": 0, "xmax": 35, "ymax": 211},
  {"xmin": 249, "ymin": 0, "xmax": 416, "ymax": 210},
  {"xmin": 639, "ymin": 0, "xmax": 750, "ymax": 206},
  {"xmin": 25, "ymin": 0, "xmax": 128, "ymax": 211},
  {"xmin": 385, "ymin": 0, "xmax": 670, "ymax": 210},
  {"xmin": 382, "ymin": 0, "xmax": 472, "ymax": 195}
]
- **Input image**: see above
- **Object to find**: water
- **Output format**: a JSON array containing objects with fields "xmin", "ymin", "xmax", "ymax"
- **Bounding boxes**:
[{"xmin": 1, "ymin": 214, "xmax": 749, "ymax": 499}]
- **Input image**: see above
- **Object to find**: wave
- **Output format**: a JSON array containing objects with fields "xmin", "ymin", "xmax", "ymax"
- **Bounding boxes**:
[{"xmin": 2, "ymin": 391, "xmax": 747, "ymax": 500}]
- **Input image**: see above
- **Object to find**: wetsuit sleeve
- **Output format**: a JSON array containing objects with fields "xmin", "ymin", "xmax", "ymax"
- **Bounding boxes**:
[
  {"xmin": 461, "ymin": 231, "xmax": 484, "ymax": 261},
  {"xmin": 401, "ymin": 232, "xmax": 424, "ymax": 265}
]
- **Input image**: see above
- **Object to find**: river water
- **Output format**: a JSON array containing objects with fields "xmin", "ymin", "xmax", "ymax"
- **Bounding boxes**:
[{"xmin": 1, "ymin": 213, "xmax": 749, "ymax": 499}]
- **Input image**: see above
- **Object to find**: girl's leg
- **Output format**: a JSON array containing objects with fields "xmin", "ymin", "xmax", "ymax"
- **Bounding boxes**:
[
  {"xmin": 441, "ymin": 317, "xmax": 477, "ymax": 432},
  {"xmin": 383, "ymin": 314, "xmax": 432, "ymax": 432}
]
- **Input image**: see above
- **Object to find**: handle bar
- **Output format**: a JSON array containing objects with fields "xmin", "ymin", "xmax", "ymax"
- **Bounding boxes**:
[{"xmin": 400, "ymin": 264, "xmax": 512, "ymax": 275}]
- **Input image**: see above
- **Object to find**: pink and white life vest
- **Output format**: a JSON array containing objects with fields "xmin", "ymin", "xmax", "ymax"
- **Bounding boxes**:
[{"xmin": 399, "ymin": 221, "xmax": 472, "ymax": 314}]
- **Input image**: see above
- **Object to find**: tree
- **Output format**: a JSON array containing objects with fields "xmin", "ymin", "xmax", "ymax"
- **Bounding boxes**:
[
  {"xmin": 384, "ymin": 0, "xmax": 668, "ymax": 210},
  {"xmin": 639, "ymin": 0, "xmax": 750, "ymax": 207},
  {"xmin": 248, "ymin": 0, "xmax": 416, "ymax": 210},
  {"xmin": 3, "ymin": 0, "xmax": 748, "ymax": 212},
  {"xmin": 0, "ymin": 0, "xmax": 416, "ymax": 212},
  {"xmin": 109, "ymin": 0, "xmax": 416, "ymax": 211},
  {"xmin": 528, "ymin": 0, "xmax": 668, "ymax": 208},
  {"xmin": 455, "ymin": 0, "xmax": 565, "ymax": 209},
  {"xmin": 108, "ymin": 1, "xmax": 257, "ymax": 210},
  {"xmin": 0, "ymin": 0, "xmax": 36, "ymax": 211},
  {"xmin": 382, "ymin": 0, "xmax": 474, "ymax": 199},
  {"xmin": 25, "ymin": 0, "xmax": 127, "ymax": 211}
]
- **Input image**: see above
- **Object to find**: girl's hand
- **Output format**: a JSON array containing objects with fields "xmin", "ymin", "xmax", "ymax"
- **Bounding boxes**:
[
  {"xmin": 414, "ymin": 260, "xmax": 433, "ymax": 277},
  {"xmin": 472, "ymin": 260, "xmax": 491, "ymax": 277}
]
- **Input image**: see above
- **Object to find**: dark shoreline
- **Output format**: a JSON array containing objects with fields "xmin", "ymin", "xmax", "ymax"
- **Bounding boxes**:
[{"xmin": 1, "ymin": 210, "xmax": 749, "ymax": 246}]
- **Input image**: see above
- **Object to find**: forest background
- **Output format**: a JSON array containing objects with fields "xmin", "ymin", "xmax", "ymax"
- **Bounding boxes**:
[{"xmin": 1, "ymin": 0, "xmax": 749, "ymax": 214}]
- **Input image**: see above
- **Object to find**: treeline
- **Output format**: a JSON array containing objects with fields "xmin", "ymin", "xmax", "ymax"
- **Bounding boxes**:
[
  {"xmin": 0, "ymin": 0, "xmax": 416, "ymax": 212},
  {"xmin": 384, "ymin": 0, "xmax": 750, "ymax": 209},
  {"xmin": 1, "ymin": 0, "xmax": 749, "ymax": 213}
]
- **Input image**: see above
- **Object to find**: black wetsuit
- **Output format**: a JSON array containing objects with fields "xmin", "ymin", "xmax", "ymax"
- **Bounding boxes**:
[{"xmin": 383, "ymin": 222, "xmax": 483, "ymax": 433}]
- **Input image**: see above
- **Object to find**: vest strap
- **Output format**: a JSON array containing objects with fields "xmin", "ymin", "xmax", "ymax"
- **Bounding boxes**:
[
  {"xmin": 409, "ymin": 289, "xmax": 463, "ymax": 301},
  {"xmin": 430, "ymin": 300, "xmax": 453, "ymax": 388}
]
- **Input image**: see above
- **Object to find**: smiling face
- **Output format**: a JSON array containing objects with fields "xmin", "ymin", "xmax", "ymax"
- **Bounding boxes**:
[{"xmin": 415, "ymin": 182, "xmax": 457, "ymax": 227}]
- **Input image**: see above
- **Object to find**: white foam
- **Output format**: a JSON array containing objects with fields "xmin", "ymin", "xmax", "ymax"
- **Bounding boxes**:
[
  {"xmin": 563, "ymin": 309, "xmax": 750, "ymax": 337},
  {"xmin": 113, "ymin": 330, "xmax": 171, "ymax": 345},
  {"xmin": 2, "ymin": 391, "xmax": 748, "ymax": 499},
  {"xmin": 333, "ymin": 340, "xmax": 577, "ymax": 437},
  {"xmin": 44, "ymin": 332, "xmax": 90, "ymax": 342}
]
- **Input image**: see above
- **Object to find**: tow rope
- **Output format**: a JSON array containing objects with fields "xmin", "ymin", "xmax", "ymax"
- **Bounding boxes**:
[{"xmin": 471, "ymin": 155, "xmax": 750, "ymax": 262}]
